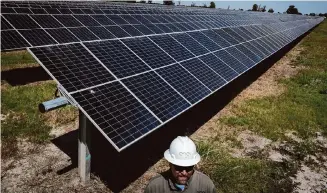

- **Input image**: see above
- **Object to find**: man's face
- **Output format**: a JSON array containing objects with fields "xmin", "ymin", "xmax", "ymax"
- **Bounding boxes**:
[{"xmin": 170, "ymin": 164, "xmax": 194, "ymax": 185}]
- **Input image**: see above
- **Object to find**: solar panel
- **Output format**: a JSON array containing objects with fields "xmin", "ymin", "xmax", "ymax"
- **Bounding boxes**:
[
  {"xmin": 187, "ymin": 31, "xmax": 221, "ymax": 51},
  {"xmin": 171, "ymin": 33, "xmax": 209, "ymax": 56},
  {"xmin": 180, "ymin": 58, "xmax": 226, "ymax": 91},
  {"xmin": 46, "ymin": 28, "xmax": 80, "ymax": 43},
  {"xmin": 105, "ymin": 25, "xmax": 130, "ymax": 38},
  {"xmin": 214, "ymin": 50, "xmax": 248, "ymax": 74},
  {"xmin": 30, "ymin": 43, "xmax": 116, "ymax": 92},
  {"xmin": 71, "ymin": 82, "xmax": 161, "ymax": 149},
  {"xmin": 157, "ymin": 64, "xmax": 211, "ymax": 104},
  {"xmin": 1, "ymin": 0, "xmax": 322, "ymax": 151},
  {"xmin": 84, "ymin": 40, "xmax": 150, "ymax": 78},
  {"xmin": 31, "ymin": 15, "xmax": 63, "ymax": 28},
  {"xmin": 54, "ymin": 15, "xmax": 83, "ymax": 27},
  {"xmin": 150, "ymin": 35, "xmax": 194, "ymax": 62},
  {"xmin": 122, "ymin": 37, "xmax": 175, "ymax": 68},
  {"xmin": 3, "ymin": 14, "xmax": 39, "ymax": 29},
  {"xmin": 199, "ymin": 53, "xmax": 238, "ymax": 81},
  {"xmin": 68, "ymin": 27, "xmax": 99, "ymax": 41},
  {"xmin": 122, "ymin": 71, "xmax": 190, "ymax": 122},
  {"xmin": 19, "ymin": 29, "xmax": 57, "ymax": 46},
  {"xmin": 1, "ymin": 30, "xmax": 30, "ymax": 50}
]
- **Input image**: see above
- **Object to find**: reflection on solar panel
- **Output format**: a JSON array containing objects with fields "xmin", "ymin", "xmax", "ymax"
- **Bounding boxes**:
[{"xmin": 1, "ymin": 0, "xmax": 323, "ymax": 151}]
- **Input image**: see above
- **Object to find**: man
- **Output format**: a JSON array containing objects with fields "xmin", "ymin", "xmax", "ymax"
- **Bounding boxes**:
[{"xmin": 145, "ymin": 136, "xmax": 216, "ymax": 193}]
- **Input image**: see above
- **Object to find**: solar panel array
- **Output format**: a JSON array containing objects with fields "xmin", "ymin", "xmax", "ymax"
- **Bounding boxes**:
[{"xmin": 1, "ymin": 1, "xmax": 323, "ymax": 151}]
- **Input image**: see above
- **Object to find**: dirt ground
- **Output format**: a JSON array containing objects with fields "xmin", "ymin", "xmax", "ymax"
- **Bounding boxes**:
[{"xmin": 1, "ymin": 44, "xmax": 327, "ymax": 192}]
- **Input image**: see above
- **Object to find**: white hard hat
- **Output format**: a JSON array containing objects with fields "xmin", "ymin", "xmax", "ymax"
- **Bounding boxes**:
[{"xmin": 164, "ymin": 136, "xmax": 201, "ymax": 167}]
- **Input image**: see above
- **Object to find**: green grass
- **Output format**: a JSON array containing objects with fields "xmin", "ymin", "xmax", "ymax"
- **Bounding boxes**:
[
  {"xmin": 197, "ymin": 142, "xmax": 297, "ymax": 193},
  {"xmin": 1, "ymin": 52, "xmax": 78, "ymax": 158},
  {"xmin": 221, "ymin": 21, "xmax": 327, "ymax": 141},
  {"xmin": 203, "ymin": 21, "xmax": 327, "ymax": 192},
  {"xmin": 1, "ymin": 50, "xmax": 38, "ymax": 71}
]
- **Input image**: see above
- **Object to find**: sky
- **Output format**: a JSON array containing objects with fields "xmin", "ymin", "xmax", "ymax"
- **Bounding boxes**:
[{"xmin": 151, "ymin": 1, "xmax": 327, "ymax": 14}]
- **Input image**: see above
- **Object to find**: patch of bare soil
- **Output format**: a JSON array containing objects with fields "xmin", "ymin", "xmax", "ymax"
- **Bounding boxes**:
[{"xmin": 1, "ymin": 140, "xmax": 111, "ymax": 193}]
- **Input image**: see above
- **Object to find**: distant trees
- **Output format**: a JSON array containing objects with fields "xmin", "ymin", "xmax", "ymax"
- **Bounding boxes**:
[
  {"xmin": 261, "ymin": 5, "xmax": 266, "ymax": 12},
  {"xmin": 252, "ymin": 4, "xmax": 258, "ymax": 11},
  {"xmin": 268, "ymin": 8, "xmax": 274, "ymax": 13},
  {"xmin": 209, "ymin": 1, "xmax": 216, "ymax": 8},
  {"xmin": 163, "ymin": 0, "xmax": 174, "ymax": 5},
  {"xmin": 190, "ymin": 2, "xmax": 196, "ymax": 7},
  {"xmin": 286, "ymin": 5, "xmax": 299, "ymax": 14},
  {"xmin": 309, "ymin": 13, "xmax": 316, "ymax": 16}
]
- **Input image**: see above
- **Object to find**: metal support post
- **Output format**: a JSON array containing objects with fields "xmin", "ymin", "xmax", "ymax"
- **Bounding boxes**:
[{"xmin": 78, "ymin": 110, "xmax": 91, "ymax": 183}]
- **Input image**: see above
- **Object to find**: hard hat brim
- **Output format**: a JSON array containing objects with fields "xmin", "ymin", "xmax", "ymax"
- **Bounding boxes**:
[{"xmin": 164, "ymin": 149, "xmax": 201, "ymax": 167}]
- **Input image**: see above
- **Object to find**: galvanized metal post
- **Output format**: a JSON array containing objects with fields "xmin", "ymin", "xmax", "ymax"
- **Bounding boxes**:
[{"xmin": 78, "ymin": 110, "xmax": 91, "ymax": 183}]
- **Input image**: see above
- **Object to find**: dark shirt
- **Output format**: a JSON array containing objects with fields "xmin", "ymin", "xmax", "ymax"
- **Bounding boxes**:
[{"xmin": 144, "ymin": 170, "xmax": 216, "ymax": 193}]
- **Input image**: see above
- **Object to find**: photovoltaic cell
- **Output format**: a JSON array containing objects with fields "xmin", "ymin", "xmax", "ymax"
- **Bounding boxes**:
[
  {"xmin": 150, "ymin": 35, "xmax": 194, "ymax": 62},
  {"xmin": 165, "ymin": 23, "xmax": 182, "ymax": 32},
  {"xmin": 88, "ymin": 26, "xmax": 116, "ymax": 39},
  {"xmin": 180, "ymin": 58, "xmax": 226, "ymax": 91},
  {"xmin": 54, "ymin": 15, "xmax": 83, "ymax": 27},
  {"xmin": 213, "ymin": 29, "xmax": 239, "ymax": 45},
  {"xmin": 1, "ymin": 7, "xmax": 16, "ymax": 13},
  {"xmin": 3, "ymin": 14, "xmax": 39, "ymax": 29},
  {"xmin": 1, "ymin": 17, "xmax": 13, "ymax": 30},
  {"xmin": 105, "ymin": 26, "xmax": 130, "ymax": 38},
  {"xmin": 106, "ymin": 15, "xmax": 128, "ymax": 25},
  {"xmin": 201, "ymin": 30, "xmax": 231, "ymax": 48},
  {"xmin": 91, "ymin": 15, "xmax": 116, "ymax": 26},
  {"xmin": 57, "ymin": 8, "xmax": 72, "ymax": 14},
  {"xmin": 31, "ymin": 15, "xmax": 63, "ymax": 28},
  {"xmin": 45, "ymin": 8, "xmax": 60, "ymax": 14},
  {"xmin": 187, "ymin": 31, "xmax": 220, "ymax": 51},
  {"xmin": 120, "ymin": 25, "xmax": 143, "ymax": 36},
  {"xmin": 71, "ymin": 82, "xmax": 160, "ymax": 149},
  {"xmin": 122, "ymin": 72, "xmax": 190, "ymax": 122},
  {"xmin": 85, "ymin": 40, "xmax": 150, "ymax": 78},
  {"xmin": 171, "ymin": 33, "xmax": 209, "ymax": 56},
  {"xmin": 1, "ymin": 30, "xmax": 30, "ymax": 50},
  {"xmin": 199, "ymin": 53, "xmax": 238, "ymax": 81},
  {"xmin": 14, "ymin": 8, "xmax": 32, "ymax": 14},
  {"xmin": 70, "ymin": 8, "xmax": 84, "ymax": 14},
  {"xmin": 214, "ymin": 50, "xmax": 248, "ymax": 74},
  {"xmin": 235, "ymin": 44, "xmax": 261, "ymax": 63},
  {"xmin": 122, "ymin": 37, "xmax": 175, "ymax": 69},
  {"xmin": 133, "ymin": 25, "xmax": 154, "ymax": 35},
  {"xmin": 19, "ymin": 29, "xmax": 57, "ymax": 46},
  {"xmin": 157, "ymin": 64, "xmax": 211, "ymax": 104},
  {"xmin": 29, "ymin": 43, "xmax": 115, "ymax": 92},
  {"xmin": 68, "ymin": 27, "xmax": 99, "ymax": 41},
  {"xmin": 242, "ymin": 42, "xmax": 266, "ymax": 59},
  {"xmin": 46, "ymin": 28, "xmax": 80, "ymax": 43},
  {"xmin": 74, "ymin": 15, "xmax": 100, "ymax": 27},
  {"xmin": 145, "ymin": 24, "xmax": 164, "ymax": 34},
  {"xmin": 226, "ymin": 47, "xmax": 255, "ymax": 68},
  {"xmin": 120, "ymin": 15, "xmax": 141, "ymax": 24},
  {"xmin": 30, "ymin": 8, "xmax": 48, "ymax": 14},
  {"xmin": 155, "ymin": 24, "xmax": 173, "ymax": 33}
]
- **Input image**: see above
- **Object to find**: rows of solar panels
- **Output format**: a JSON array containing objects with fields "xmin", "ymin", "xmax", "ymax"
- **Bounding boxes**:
[
  {"xmin": 1, "ymin": 0, "xmax": 320, "ymax": 51},
  {"xmin": 1, "ymin": 1, "xmax": 323, "ymax": 151}
]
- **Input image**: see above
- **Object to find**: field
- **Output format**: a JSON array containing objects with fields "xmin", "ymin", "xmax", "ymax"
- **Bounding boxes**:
[{"xmin": 1, "ymin": 20, "xmax": 327, "ymax": 192}]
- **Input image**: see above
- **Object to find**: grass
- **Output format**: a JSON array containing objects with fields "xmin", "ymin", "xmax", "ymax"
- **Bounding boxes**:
[
  {"xmin": 1, "ymin": 51, "xmax": 78, "ymax": 159},
  {"xmin": 197, "ymin": 142, "xmax": 298, "ymax": 193},
  {"xmin": 1, "ymin": 50, "xmax": 38, "ymax": 71},
  {"xmin": 221, "ymin": 20, "xmax": 327, "ymax": 141},
  {"xmin": 200, "ymin": 21, "xmax": 327, "ymax": 192}
]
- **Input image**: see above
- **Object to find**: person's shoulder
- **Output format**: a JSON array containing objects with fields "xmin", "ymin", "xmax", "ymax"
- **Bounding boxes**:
[
  {"xmin": 147, "ymin": 173, "xmax": 166, "ymax": 184},
  {"xmin": 194, "ymin": 170, "xmax": 214, "ymax": 183}
]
